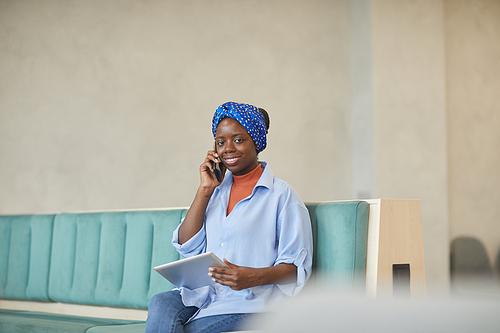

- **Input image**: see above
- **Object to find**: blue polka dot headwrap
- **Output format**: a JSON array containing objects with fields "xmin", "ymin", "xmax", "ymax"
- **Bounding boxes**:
[{"xmin": 212, "ymin": 101, "xmax": 267, "ymax": 153}]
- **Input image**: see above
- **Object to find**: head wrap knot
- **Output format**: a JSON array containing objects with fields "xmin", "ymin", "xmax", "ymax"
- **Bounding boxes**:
[{"xmin": 212, "ymin": 101, "xmax": 267, "ymax": 153}]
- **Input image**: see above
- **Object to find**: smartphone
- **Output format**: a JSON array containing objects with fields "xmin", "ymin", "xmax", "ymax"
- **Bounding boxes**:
[{"xmin": 212, "ymin": 142, "xmax": 223, "ymax": 182}]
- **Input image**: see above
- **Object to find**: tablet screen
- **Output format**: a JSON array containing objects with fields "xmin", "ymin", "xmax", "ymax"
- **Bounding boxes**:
[{"xmin": 154, "ymin": 252, "xmax": 229, "ymax": 289}]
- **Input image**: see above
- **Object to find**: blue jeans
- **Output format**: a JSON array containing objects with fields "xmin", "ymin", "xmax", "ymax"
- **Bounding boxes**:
[{"xmin": 145, "ymin": 290, "xmax": 253, "ymax": 333}]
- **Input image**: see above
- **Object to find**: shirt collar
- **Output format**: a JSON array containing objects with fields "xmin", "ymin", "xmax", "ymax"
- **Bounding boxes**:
[
  {"xmin": 216, "ymin": 161, "xmax": 274, "ymax": 194},
  {"xmin": 255, "ymin": 161, "xmax": 274, "ymax": 191}
]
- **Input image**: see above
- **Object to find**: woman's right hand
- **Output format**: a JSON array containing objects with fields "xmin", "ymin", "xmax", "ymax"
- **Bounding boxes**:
[
  {"xmin": 179, "ymin": 149, "xmax": 223, "ymax": 245},
  {"xmin": 199, "ymin": 149, "xmax": 225, "ymax": 189}
]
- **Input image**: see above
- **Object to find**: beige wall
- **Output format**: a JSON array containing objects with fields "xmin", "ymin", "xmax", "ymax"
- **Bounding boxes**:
[
  {"xmin": 446, "ymin": 0, "xmax": 500, "ymax": 274},
  {"xmin": 0, "ymin": 0, "xmax": 352, "ymax": 213},
  {"xmin": 1, "ymin": 0, "xmax": 499, "ymax": 293},
  {"xmin": 371, "ymin": 0, "xmax": 449, "ymax": 292}
]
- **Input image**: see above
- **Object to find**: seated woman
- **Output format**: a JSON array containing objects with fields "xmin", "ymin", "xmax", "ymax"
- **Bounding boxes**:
[{"xmin": 145, "ymin": 101, "xmax": 313, "ymax": 333}]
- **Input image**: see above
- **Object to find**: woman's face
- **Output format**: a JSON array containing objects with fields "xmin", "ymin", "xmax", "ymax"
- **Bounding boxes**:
[{"xmin": 215, "ymin": 118, "xmax": 259, "ymax": 176}]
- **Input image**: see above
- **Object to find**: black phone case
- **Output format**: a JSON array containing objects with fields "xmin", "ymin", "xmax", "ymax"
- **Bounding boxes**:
[{"xmin": 212, "ymin": 143, "xmax": 222, "ymax": 182}]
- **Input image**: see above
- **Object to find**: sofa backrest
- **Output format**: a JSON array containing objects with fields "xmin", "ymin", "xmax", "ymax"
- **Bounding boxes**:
[
  {"xmin": 48, "ymin": 209, "xmax": 186, "ymax": 308},
  {"xmin": 0, "ymin": 214, "xmax": 55, "ymax": 301},
  {"xmin": 307, "ymin": 201, "xmax": 369, "ymax": 290},
  {"xmin": 0, "ymin": 201, "xmax": 369, "ymax": 308}
]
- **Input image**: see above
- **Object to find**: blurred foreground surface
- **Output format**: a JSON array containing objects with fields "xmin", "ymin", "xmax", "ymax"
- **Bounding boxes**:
[{"xmin": 243, "ymin": 279, "xmax": 500, "ymax": 333}]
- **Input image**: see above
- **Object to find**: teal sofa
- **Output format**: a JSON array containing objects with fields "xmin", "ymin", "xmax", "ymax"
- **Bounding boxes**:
[{"xmin": 0, "ymin": 201, "xmax": 369, "ymax": 332}]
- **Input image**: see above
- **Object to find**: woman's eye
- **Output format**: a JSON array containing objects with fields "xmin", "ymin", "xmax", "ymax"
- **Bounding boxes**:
[{"xmin": 234, "ymin": 138, "xmax": 243, "ymax": 143}]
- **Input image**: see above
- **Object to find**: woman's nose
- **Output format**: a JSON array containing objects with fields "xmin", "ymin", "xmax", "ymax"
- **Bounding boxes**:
[{"xmin": 224, "ymin": 141, "xmax": 236, "ymax": 153}]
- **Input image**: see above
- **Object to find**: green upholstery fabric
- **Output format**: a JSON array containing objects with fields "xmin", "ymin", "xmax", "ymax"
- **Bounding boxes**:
[
  {"xmin": 307, "ymin": 201, "xmax": 369, "ymax": 289},
  {"xmin": 48, "ymin": 210, "xmax": 185, "ymax": 308},
  {"xmin": 305, "ymin": 203, "xmax": 320, "ymax": 269},
  {"xmin": 0, "ymin": 215, "xmax": 55, "ymax": 300},
  {"xmin": 0, "ymin": 309, "xmax": 143, "ymax": 333}
]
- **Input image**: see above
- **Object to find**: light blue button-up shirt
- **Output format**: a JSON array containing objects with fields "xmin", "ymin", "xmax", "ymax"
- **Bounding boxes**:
[{"xmin": 172, "ymin": 162, "xmax": 313, "ymax": 320}]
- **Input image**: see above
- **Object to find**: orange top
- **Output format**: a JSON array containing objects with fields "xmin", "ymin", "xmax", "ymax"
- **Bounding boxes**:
[{"xmin": 227, "ymin": 164, "xmax": 264, "ymax": 216}]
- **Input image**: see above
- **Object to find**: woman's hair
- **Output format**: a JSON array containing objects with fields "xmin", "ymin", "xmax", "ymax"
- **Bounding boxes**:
[{"xmin": 257, "ymin": 108, "xmax": 270, "ymax": 134}]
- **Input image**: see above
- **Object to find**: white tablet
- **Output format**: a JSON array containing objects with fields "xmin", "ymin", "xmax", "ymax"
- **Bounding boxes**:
[{"xmin": 154, "ymin": 252, "xmax": 229, "ymax": 290}]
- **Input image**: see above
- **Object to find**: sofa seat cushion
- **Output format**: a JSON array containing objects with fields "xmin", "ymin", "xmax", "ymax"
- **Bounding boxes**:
[
  {"xmin": 0, "ymin": 309, "xmax": 145, "ymax": 333},
  {"xmin": 86, "ymin": 323, "xmax": 146, "ymax": 332}
]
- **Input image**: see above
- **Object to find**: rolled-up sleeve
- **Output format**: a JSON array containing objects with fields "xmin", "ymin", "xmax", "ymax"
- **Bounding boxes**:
[
  {"xmin": 274, "ymin": 203, "xmax": 313, "ymax": 296},
  {"xmin": 171, "ymin": 218, "xmax": 207, "ymax": 257}
]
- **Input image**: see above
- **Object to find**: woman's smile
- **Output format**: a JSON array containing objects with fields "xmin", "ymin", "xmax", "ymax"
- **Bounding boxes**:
[{"xmin": 224, "ymin": 156, "xmax": 240, "ymax": 166}]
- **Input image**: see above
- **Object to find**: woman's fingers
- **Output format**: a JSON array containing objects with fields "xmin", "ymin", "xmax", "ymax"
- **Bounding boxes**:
[
  {"xmin": 205, "ymin": 150, "xmax": 219, "ymax": 164},
  {"xmin": 208, "ymin": 267, "xmax": 231, "ymax": 282},
  {"xmin": 201, "ymin": 152, "xmax": 217, "ymax": 174},
  {"xmin": 200, "ymin": 150, "xmax": 221, "ymax": 182}
]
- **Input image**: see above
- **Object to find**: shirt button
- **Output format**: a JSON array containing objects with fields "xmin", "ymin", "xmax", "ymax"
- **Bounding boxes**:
[
  {"xmin": 301, "ymin": 251, "xmax": 305, "ymax": 255},
  {"xmin": 221, "ymin": 243, "xmax": 224, "ymax": 247}
]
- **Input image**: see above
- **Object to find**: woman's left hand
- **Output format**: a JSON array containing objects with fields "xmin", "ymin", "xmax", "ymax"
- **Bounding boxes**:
[
  {"xmin": 208, "ymin": 259, "xmax": 261, "ymax": 291},
  {"xmin": 208, "ymin": 259, "xmax": 297, "ymax": 291}
]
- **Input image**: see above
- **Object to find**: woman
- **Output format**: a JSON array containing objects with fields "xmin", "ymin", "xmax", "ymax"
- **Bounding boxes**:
[{"xmin": 145, "ymin": 102, "xmax": 313, "ymax": 333}]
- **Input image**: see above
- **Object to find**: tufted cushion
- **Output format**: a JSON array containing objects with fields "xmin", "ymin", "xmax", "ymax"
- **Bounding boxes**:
[
  {"xmin": 0, "ymin": 215, "xmax": 55, "ymax": 300},
  {"xmin": 48, "ymin": 209, "xmax": 186, "ymax": 308}
]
